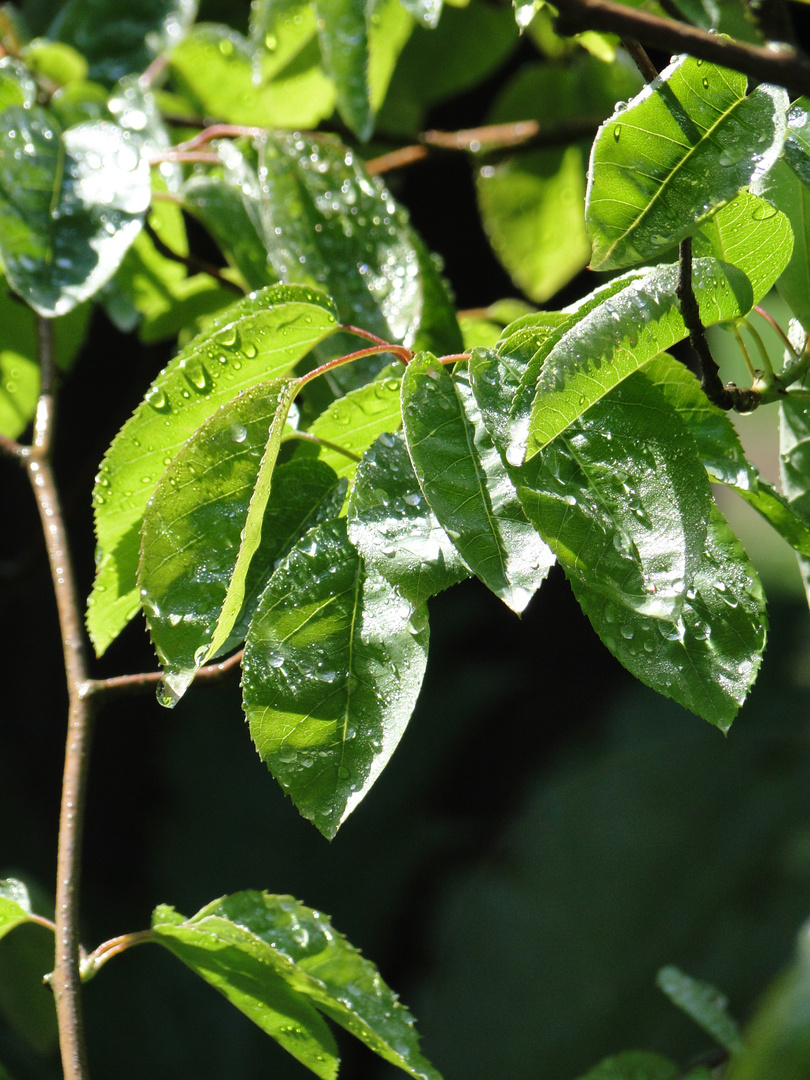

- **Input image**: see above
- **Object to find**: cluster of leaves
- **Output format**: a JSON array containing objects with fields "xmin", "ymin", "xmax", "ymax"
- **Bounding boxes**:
[{"xmin": 5, "ymin": 0, "xmax": 810, "ymax": 1076}]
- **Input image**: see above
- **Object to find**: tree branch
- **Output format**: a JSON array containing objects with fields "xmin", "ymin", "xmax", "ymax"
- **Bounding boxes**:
[
  {"xmin": 554, "ymin": 0, "xmax": 810, "ymax": 94},
  {"xmin": 86, "ymin": 648, "xmax": 244, "ymax": 700},
  {"xmin": 143, "ymin": 220, "xmax": 244, "ymax": 294}
]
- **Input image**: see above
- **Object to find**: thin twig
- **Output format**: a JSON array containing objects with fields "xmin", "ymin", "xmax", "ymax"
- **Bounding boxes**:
[
  {"xmin": 85, "ymin": 648, "xmax": 245, "ymax": 700},
  {"xmin": 149, "ymin": 150, "xmax": 221, "ymax": 165},
  {"xmin": 299, "ymin": 344, "xmax": 412, "ymax": 387},
  {"xmin": 620, "ymin": 37, "xmax": 659, "ymax": 81},
  {"xmin": 171, "ymin": 125, "xmax": 267, "ymax": 153},
  {"xmin": 753, "ymin": 304, "xmax": 801, "ymax": 359},
  {"xmin": 23, "ymin": 318, "xmax": 93, "ymax": 1080},
  {"xmin": 554, "ymin": 0, "xmax": 810, "ymax": 94},
  {"xmin": 82, "ymin": 930, "xmax": 155, "ymax": 978},
  {"xmin": 283, "ymin": 430, "xmax": 362, "ymax": 462},
  {"xmin": 143, "ymin": 221, "xmax": 244, "ymax": 294}
]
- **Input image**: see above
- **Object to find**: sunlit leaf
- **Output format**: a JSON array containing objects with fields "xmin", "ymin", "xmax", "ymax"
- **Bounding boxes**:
[
  {"xmin": 657, "ymin": 965, "xmax": 743, "ymax": 1053},
  {"xmin": 348, "ymin": 430, "xmax": 471, "ymax": 605},
  {"xmin": 88, "ymin": 285, "xmax": 338, "ymax": 656},
  {"xmin": 761, "ymin": 160, "xmax": 810, "ymax": 331},
  {"xmin": 401, "ymin": 353, "xmax": 555, "ymax": 612},
  {"xmin": 0, "ymin": 881, "xmax": 32, "ymax": 943},
  {"xmin": 152, "ymin": 892, "xmax": 442, "ymax": 1079},
  {"xmin": 0, "ymin": 58, "xmax": 36, "ymax": 112},
  {"xmin": 314, "ymin": 0, "xmax": 371, "ymax": 140},
  {"xmin": 523, "ymin": 258, "xmax": 753, "ymax": 462},
  {"xmin": 242, "ymin": 519, "xmax": 429, "ymax": 838},
  {"xmin": 782, "ymin": 97, "xmax": 810, "ymax": 189},
  {"xmin": 587, "ymin": 56, "xmax": 788, "ymax": 271},
  {"xmin": 0, "ymin": 107, "xmax": 150, "ymax": 316}
]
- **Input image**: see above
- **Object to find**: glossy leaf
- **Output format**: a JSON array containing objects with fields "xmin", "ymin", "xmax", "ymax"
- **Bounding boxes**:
[
  {"xmin": 401, "ymin": 353, "xmax": 555, "ymax": 613},
  {"xmin": 303, "ymin": 365, "xmax": 403, "ymax": 482},
  {"xmin": 523, "ymin": 258, "xmax": 754, "ymax": 462},
  {"xmin": 477, "ymin": 55, "xmax": 642, "ymax": 302},
  {"xmin": 0, "ymin": 108, "xmax": 150, "ymax": 316},
  {"xmin": 575, "ymin": 1052, "xmax": 680, "ymax": 1080},
  {"xmin": 783, "ymin": 97, "xmax": 810, "ymax": 189},
  {"xmin": 693, "ymin": 189, "xmax": 793, "ymax": 304},
  {"xmin": 780, "ymin": 394, "xmax": 810, "ymax": 606},
  {"xmin": 587, "ymin": 56, "xmax": 788, "ymax": 271},
  {"xmin": 656, "ymin": 966, "xmax": 743, "ymax": 1053},
  {"xmin": 152, "ymin": 892, "xmax": 442, "ymax": 1080},
  {"xmin": 140, "ymin": 379, "xmax": 301, "ymax": 704},
  {"xmin": 314, "ymin": 0, "xmax": 371, "ymax": 140},
  {"xmin": 762, "ymin": 160, "xmax": 810, "ymax": 331},
  {"xmin": 348, "ymin": 430, "xmax": 471, "ymax": 606},
  {"xmin": 735, "ymin": 481, "xmax": 810, "ymax": 557},
  {"xmin": 88, "ymin": 285, "xmax": 339, "ymax": 656},
  {"xmin": 0, "ymin": 881, "xmax": 32, "ymax": 943},
  {"xmin": 242, "ymin": 519, "xmax": 429, "ymax": 838},
  {"xmin": 48, "ymin": 0, "xmax": 198, "ymax": 84},
  {"xmin": 169, "ymin": 20, "xmax": 335, "ymax": 130},
  {"xmin": 0, "ymin": 59, "xmax": 36, "ymax": 112}
]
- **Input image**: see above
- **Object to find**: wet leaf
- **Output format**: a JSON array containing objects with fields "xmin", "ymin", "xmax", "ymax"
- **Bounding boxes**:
[
  {"xmin": 656, "ymin": 965, "xmax": 743, "ymax": 1053},
  {"xmin": 735, "ymin": 480, "xmax": 810, "ymax": 557},
  {"xmin": 48, "ymin": 0, "xmax": 198, "ymax": 84},
  {"xmin": 88, "ymin": 285, "xmax": 338, "ymax": 656},
  {"xmin": 761, "ymin": 160, "xmax": 810, "ymax": 331},
  {"xmin": 140, "ymin": 379, "xmax": 301, "ymax": 705},
  {"xmin": 693, "ymin": 189, "xmax": 793, "ymax": 304},
  {"xmin": 523, "ymin": 258, "xmax": 754, "ymax": 462},
  {"xmin": 152, "ymin": 892, "xmax": 442, "ymax": 1079},
  {"xmin": 303, "ymin": 365, "xmax": 403, "ymax": 483},
  {"xmin": 314, "ymin": 0, "xmax": 371, "ymax": 140},
  {"xmin": 348, "ymin": 430, "xmax": 471, "ymax": 606},
  {"xmin": 401, "ymin": 353, "xmax": 555, "ymax": 613},
  {"xmin": 0, "ymin": 58, "xmax": 36, "ymax": 112},
  {"xmin": 0, "ymin": 107, "xmax": 150, "ymax": 316},
  {"xmin": 782, "ymin": 97, "xmax": 810, "ymax": 189},
  {"xmin": 242, "ymin": 518, "xmax": 429, "ymax": 838},
  {"xmin": 587, "ymin": 56, "xmax": 788, "ymax": 271},
  {"xmin": 0, "ymin": 881, "xmax": 32, "ymax": 943}
]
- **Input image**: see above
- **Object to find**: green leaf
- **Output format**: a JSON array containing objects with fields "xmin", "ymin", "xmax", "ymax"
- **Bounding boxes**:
[
  {"xmin": 398, "ymin": 0, "xmax": 442, "ymax": 29},
  {"xmin": 0, "ymin": 881, "xmax": 32, "ymax": 943},
  {"xmin": 587, "ymin": 56, "xmax": 788, "ymax": 271},
  {"xmin": 21, "ymin": 40, "xmax": 88, "ymax": 87},
  {"xmin": 0, "ymin": 58, "xmax": 36, "ymax": 112},
  {"xmin": 477, "ymin": 55, "xmax": 642, "ymax": 302},
  {"xmin": 693, "ymin": 189, "xmax": 793, "ymax": 304},
  {"xmin": 762, "ymin": 160, "xmax": 810, "ymax": 330},
  {"xmin": 780, "ymin": 394, "xmax": 810, "ymax": 607},
  {"xmin": 153, "ymin": 892, "xmax": 442, "ymax": 1079},
  {"xmin": 242, "ymin": 518, "xmax": 429, "ymax": 838},
  {"xmin": 575, "ymin": 1051, "xmax": 680, "ymax": 1080},
  {"xmin": 170, "ymin": 20, "xmax": 335, "ymax": 130},
  {"xmin": 348, "ymin": 430, "xmax": 471, "ymax": 605},
  {"xmin": 523, "ymin": 258, "xmax": 754, "ymax": 462},
  {"xmin": 368, "ymin": 0, "xmax": 414, "ymax": 111},
  {"xmin": 656, "ymin": 965, "xmax": 743, "ymax": 1053},
  {"xmin": 0, "ymin": 107, "xmax": 151, "ymax": 316},
  {"xmin": 88, "ymin": 285, "xmax": 339, "ymax": 656},
  {"xmin": 48, "ymin": 0, "xmax": 198, "ymax": 84},
  {"xmin": 782, "ymin": 97, "xmax": 810, "ymax": 189},
  {"xmin": 140, "ymin": 379, "xmax": 306, "ymax": 704},
  {"xmin": 303, "ymin": 365, "xmax": 403, "ymax": 483},
  {"xmin": 401, "ymin": 353, "xmax": 555, "ymax": 613},
  {"xmin": 314, "ymin": 0, "xmax": 372, "ymax": 140},
  {"xmin": 735, "ymin": 481, "xmax": 810, "ymax": 557}
]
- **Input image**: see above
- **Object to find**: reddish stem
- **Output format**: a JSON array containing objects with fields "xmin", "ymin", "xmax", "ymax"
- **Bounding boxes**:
[{"xmin": 299, "ymin": 345, "xmax": 412, "ymax": 387}]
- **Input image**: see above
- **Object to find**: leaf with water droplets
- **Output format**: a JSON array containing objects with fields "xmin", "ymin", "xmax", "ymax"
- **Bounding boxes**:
[
  {"xmin": 88, "ymin": 284, "xmax": 339, "ymax": 656},
  {"xmin": 782, "ymin": 97, "xmax": 810, "ymax": 190},
  {"xmin": 0, "ymin": 106, "xmax": 150, "ymax": 316},
  {"xmin": 0, "ymin": 58, "xmax": 36, "ymax": 112},
  {"xmin": 348, "ymin": 430, "xmax": 471, "ymax": 605},
  {"xmin": 760, "ymin": 160, "xmax": 810, "ymax": 331},
  {"xmin": 523, "ymin": 258, "xmax": 753, "ymax": 462},
  {"xmin": 0, "ymin": 879, "xmax": 33, "ymax": 942},
  {"xmin": 139, "ymin": 384, "xmax": 348, "ymax": 705},
  {"xmin": 656, "ymin": 966, "xmax": 743, "ymax": 1054},
  {"xmin": 242, "ymin": 518, "xmax": 429, "ymax": 839},
  {"xmin": 587, "ymin": 56, "xmax": 787, "ymax": 271},
  {"xmin": 401, "ymin": 353, "xmax": 555, "ymax": 613},
  {"xmin": 314, "ymin": 0, "xmax": 372, "ymax": 140},
  {"xmin": 152, "ymin": 891, "xmax": 442, "ymax": 1080},
  {"xmin": 303, "ymin": 365, "xmax": 403, "ymax": 483},
  {"xmin": 693, "ymin": 189, "xmax": 793, "ymax": 304}
]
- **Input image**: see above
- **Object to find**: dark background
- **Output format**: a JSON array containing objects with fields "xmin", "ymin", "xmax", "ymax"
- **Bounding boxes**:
[{"xmin": 4, "ymin": 1, "xmax": 810, "ymax": 1078}]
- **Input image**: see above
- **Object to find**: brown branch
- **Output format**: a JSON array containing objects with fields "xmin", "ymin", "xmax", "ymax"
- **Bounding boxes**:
[
  {"xmin": 143, "ymin": 221, "xmax": 244, "ymax": 294},
  {"xmin": 620, "ymin": 37, "xmax": 659, "ymax": 82},
  {"xmin": 555, "ymin": 0, "xmax": 810, "ymax": 94},
  {"xmin": 86, "ymin": 648, "xmax": 244, "ymax": 700}
]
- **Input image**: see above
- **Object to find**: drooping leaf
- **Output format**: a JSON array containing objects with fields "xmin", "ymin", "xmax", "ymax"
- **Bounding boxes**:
[
  {"xmin": 140, "ymin": 378, "xmax": 303, "ymax": 705},
  {"xmin": 242, "ymin": 518, "xmax": 429, "ymax": 838},
  {"xmin": 152, "ymin": 892, "xmax": 442, "ymax": 1080},
  {"xmin": 314, "ymin": 0, "xmax": 371, "ymax": 140},
  {"xmin": 302, "ymin": 365, "xmax": 403, "ymax": 482},
  {"xmin": 575, "ymin": 1051, "xmax": 680, "ymax": 1080},
  {"xmin": 401, "ymin": 353, "xmax": 555, "ymax": 612},
  {"xmin": 47, "ymin": 0, "xmax": 198, "ymax": 84},
  {"xmin": 476, "ymin": 55, "xmax": 642, "ymax": 302},
  {"xmin": 88, "ymin": 285, "xmax": 339, "ymax": 656},
  {"xmin": 0, "ymin": 881, "xmax": 32, "ymax": 943},
  {"xmin": 523, "ymin": 258, "xmax": 754, "ymax": 462},
  {"xmin": 735, "ymin": 481, "xmax": 810, "ymax": 557},
  {"xmin": 587, "ymin": 56, "xmax": 788, "ymax": 271},
  {"xmin": 348, "ymin": 430, "xmax": 471, "ymax": 605},
  {"xmin": 656, "ymin": 966, "xmax": 743, "ymax": 1053},
  {"xmin": 693, "ymin": 189, "xmax": 793, "ymax": 304},
  {"xmin": 0, "ymin": 107, "xmax": 150, "ymax": 316}
]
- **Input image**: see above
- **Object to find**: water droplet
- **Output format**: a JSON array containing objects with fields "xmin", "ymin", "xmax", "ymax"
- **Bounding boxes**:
[
  {"xmin": 231, "ymin": 423, "xmax": 248, "ymax": 443},
  {"xmin": 145, "ymin": 385, "xmax": 170, "ymax": 412},
  {"xmin": 613, "ymin": 125, "xmax": 621, "ymax": 141},
  {"xmin": 180, "ymin": 358, "xmax": 212, "ymax": 393}
]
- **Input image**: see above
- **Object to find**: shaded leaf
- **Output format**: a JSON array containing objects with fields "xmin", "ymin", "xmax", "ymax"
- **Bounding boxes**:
[
  {"xmin": 523, "ymin": 258, "xmax": 754, "ymax": 462},
  {"xmin": 314, "ymin": 0, "xmax": 372, "ymax": 140},
  {"xmin": 140, "ymin": 378, "xmax": 301, "ymax": 704},
  {"xmin": 88, "ymin": 285, "xmax": 338, "ymax": 656},
  {"xmin": 587, "ymin": 56, "xmax": 787, "ymax": 271},
  {"xmin": 575, "ymin": 1051, "xmax": 680, "ymax": 1080},
  {"xmin": 153, "ymin": 892, "xmax": 442, "ymax": 1079},
  {"xmin": 780, "ymin": 394, "xmax": 810, "ymax": 608},
  {"xmin": 348, "ymin": 430, "xmax": 471, "ymax": 605},
  {"xmin": 0, "ymin": 107, "xmax": 150, "ymax": 316},
  {"xmin": 782, "ymin": 97, "xmax": 810, "ymax": 189},
  {"xmin": 762, "ymin": 160, "xmax": 810, "ymax": 331},
  {"xmin": 656, "ymin": 965, "xmax": 743, "ymax": 1053},
  {"xmin": 402, "ymin": 353, "xmax": 555, "ymax": 612},
  {"xmin": 242, "ymin": 519, "xmax": 429, "ymax": 838}
]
